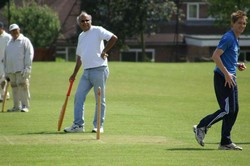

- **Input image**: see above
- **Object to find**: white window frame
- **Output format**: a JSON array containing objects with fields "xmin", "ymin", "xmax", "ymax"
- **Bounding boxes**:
[
  {"xmin": 187, "ymin": 3, "xmax": 199, "ymax": 20},
  {"xmin": 186, "ymin": 2, "xmax": 215, "ymax": 21}
]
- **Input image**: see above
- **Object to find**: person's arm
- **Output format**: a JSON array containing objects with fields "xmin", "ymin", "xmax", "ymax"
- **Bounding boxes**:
[
  {"xmin": 69, "ymin": 55, "xmax": 82, "ymax": 81},
  {"xmin": 22, "ymin": 38, "xmax": 34, "ymax": 78},
  {"xmin": 101, "ymin": 35, "xmax": 118, "ymax": 60},
  {"xmin": 211, "ymin": 48, "xmax": 236, "ymax": 88}
]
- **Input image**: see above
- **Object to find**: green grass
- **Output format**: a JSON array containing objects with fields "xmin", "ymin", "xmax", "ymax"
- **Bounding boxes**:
[{"xmin": 0, "ymin": 62, "xmax": 249, "ymax": 166}]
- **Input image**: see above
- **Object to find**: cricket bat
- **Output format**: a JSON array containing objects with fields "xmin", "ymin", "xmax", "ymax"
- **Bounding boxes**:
[
  {"xmin": 1, "ymin": 80, "xmax": 10, "ymax": 112},
  {"xmin": 57, "ymin": 80, "xmax": 74, "ymax": 131}
]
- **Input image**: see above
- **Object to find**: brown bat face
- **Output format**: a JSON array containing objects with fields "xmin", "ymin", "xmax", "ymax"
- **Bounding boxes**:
[{"xmin": 57, "ymin": 80, "xmax": 74, "ymax": 131}]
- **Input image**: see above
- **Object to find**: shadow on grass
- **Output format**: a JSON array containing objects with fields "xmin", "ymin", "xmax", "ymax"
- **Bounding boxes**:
[
  {"xmin": 19, "ymin": 131, "xmax": 99, "ymax": 142},
  {"xmin": 236, "ymin": 142, "xmax": 250, "ymax": 145},
  {"xmin": 168, "ymin": 141, "xmax": 250, "ymax": 151},
  {"xmin": 25, "ymin": 131, "xmax": 67, "ymax": 135},
  {"xmin": 206, "ymin": 142, "xmax": 250, "ymax": 145},
  {"xmin": 22, "ymin": 131, "xmax": 95, "ymax": 135},
  {"xmin": 167, "ymin": 148, "xmax": 215, "ymax": 151}
]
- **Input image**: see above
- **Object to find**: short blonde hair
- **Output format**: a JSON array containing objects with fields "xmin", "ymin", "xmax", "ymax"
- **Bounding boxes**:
[{"xmin": 231, "ymin": 10, "xmax": 248, "ymax": 24}]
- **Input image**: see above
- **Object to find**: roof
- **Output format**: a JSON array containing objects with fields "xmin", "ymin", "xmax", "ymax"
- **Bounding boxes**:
[{"xmin": 185, "ymin": 34, "xmax": 250, "ymax": 47}]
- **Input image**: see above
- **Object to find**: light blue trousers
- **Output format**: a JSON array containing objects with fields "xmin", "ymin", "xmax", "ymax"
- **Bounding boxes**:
[{"xmin": 73, "ymin": 66, "xmax": 109, "ymax": 128}]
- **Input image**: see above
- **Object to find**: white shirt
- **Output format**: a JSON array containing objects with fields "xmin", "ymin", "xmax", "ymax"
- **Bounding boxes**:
[
  {"xmin": 0, "ymin": 31, "xmax": 11, "ymax": 61},
  {"xmin": 0, "ymin": 31, "xmax": 11, "ymax": 76},
  {"xmin": 76, "ymin": 26, "xmax": 114, "ymax": 69},
  {"xmin": 4, "ymin": 34, "xmax": 34, "ymax": 74}
]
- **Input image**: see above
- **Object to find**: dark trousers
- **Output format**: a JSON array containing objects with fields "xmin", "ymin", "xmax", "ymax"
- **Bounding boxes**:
[{"xmin": 197, "ymin": 72, "xmax": 239, "ymax": 145}]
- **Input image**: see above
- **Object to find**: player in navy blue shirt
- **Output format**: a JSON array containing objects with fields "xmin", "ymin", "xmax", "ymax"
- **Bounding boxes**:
[{"xmin": 193, "ymin": 10, "xmax": 248, "ymax": 150}]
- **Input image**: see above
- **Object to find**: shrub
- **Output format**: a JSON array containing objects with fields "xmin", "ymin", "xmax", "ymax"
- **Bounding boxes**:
[{"xmin": 3, "ymin": 0, "xmax": 60, "ymax": 48}]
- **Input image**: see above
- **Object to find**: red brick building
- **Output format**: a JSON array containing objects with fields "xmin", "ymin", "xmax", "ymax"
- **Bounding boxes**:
[
  {"xmin": 120, "ymin": 0, "xmax": 250, "ymax": 62},
  {"xmin": 1, "ymin": 0, "xmax": 249, "ymax": 62}
]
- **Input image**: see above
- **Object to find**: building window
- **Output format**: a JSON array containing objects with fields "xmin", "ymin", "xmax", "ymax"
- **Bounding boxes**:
[
  {"xmin": 120, "ymin": 49, "xmax": 155, "ymax": 62},
  {"xmin": 187, "ymin": 3, "xmax": 198, "ymax": 20},
  {"xmin": 186, "ymin": 2, "xmax": 214, "ymax": 20}
]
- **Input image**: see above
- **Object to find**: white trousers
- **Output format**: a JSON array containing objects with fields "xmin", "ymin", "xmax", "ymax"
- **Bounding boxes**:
[
  {"xmin": 0, "ymin": 62, "xmax": 7, "ymax": 97},
  {"xmin": 6, "ymin": 72, "xmax": 30, "ymax": 109}
]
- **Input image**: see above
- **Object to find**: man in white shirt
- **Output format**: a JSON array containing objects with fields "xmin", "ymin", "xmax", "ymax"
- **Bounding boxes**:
[
  {"xmin": 64, "ymin": 11, "xmax": 118, "ymax": 133},
  {"xmin": 4, "ymin": 24, "xmax": 34, "ymax": 112},
  {"xmin": 0, "ymin": 22, "xmax": 11, "ymax": 101}
]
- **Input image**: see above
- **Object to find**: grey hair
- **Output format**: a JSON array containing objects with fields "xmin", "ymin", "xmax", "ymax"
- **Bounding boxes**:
[{"xmin": 76, "ymin": 11, "xmax": 92, "ymax": 25}]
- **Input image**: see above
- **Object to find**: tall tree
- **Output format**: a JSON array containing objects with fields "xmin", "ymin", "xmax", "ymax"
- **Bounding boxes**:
[
  {"xmin": 2, "ymin": 0, "xmax": 60, "ymax": 48},
  {"xmin": 206, "ymin": 0, "xmax": 250, "ymax": 33},
  {"xmin": 0, "ymin": 0, "xmax": 9, "ymax": 9},
  {"xmin": 81, "ymin": 0, "xmax": 177, "ymax": 61},
  {"xmin": 81, "ymin": 0, "xmax": 139, "ymax": 48}
]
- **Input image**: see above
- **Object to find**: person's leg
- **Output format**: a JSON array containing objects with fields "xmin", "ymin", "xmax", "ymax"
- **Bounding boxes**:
[
  {"xmin": 218, "ymin": 87, "xmax": 242, "ymax": 150},
  {"xmin": 73, "ymin": 71, "xmax": 92, "ymax": 126},
  {"xmin": 0, "ymin": 77, "xmax": 5, "ymax": 98},
  {"xmin": 91, "ymin": 67, "xmax": 109, "ymax": 129},
  {"xmin": 0, "ymin": 63, "xmax": 5, "ymax": 100},
  {"xmin": 197, "ymin": 72, "xmax": 230, "ymax": 128},
  {"xmin": 220, "ymin": 85, "xmax": 239, "ymax": 145},
  {"xmin": 7, "ymin": 73, "xmax": 20, "ymax": 110},
  {"xmin": 16, "ymin": 73, "xmax": 30, "ymax": 111},
  {"xmin": 194, "ymin": 72, "xmax": 231, "ymax": 146}
]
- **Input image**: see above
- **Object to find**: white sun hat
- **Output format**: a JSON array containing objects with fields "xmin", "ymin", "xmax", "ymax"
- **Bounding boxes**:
[{"xmin": 9, "ymin": 23, "xmax": 20, "ymax": 31}]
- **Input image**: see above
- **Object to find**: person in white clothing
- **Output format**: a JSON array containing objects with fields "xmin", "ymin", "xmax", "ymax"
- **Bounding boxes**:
[
  {"xmin": 64, "ymin": 11, "xmax": 118, "ymax": 133},
  {"xmin": 4, "ymin": 23, "xmax": 34, "ymax": 112},
  {"xmin": 0, "ymin": 22, "xmax": 11, "ymax": 101}
]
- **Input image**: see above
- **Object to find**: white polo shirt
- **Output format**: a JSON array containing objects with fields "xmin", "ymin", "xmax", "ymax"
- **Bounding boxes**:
[
  {"xmin": 76, "ymin": 26, "xmax": 114, "ymax": 69},
  {"xmin": 4, "ymin": 34, "xmax": 34, "ymax": 74},
  {"xmin": 0, "ymin": 31, "xmax": 11, "ymax": 61}
]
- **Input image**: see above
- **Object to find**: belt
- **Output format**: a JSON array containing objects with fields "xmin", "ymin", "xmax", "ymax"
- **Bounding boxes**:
[{"xmin": 85, "ymin": 66, "xmax": 107, "ymax": 70}]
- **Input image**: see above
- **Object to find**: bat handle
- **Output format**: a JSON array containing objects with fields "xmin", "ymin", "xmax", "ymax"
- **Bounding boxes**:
[{"xmin": 67, "ymin": 80, "xmax": 74, "ymax": 96}]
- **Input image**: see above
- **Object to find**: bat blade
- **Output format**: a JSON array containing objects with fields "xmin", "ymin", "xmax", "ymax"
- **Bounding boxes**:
[
  {"xmin": 57, "ymin": 80, "xmax": 74, "ymax": 131},
  {"xmin": 57, "ymin": 96, "xmax": 69, "ymax": 131}
]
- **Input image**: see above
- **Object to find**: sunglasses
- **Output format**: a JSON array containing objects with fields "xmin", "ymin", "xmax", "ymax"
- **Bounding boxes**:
[{"xmin": 81, "ymin": 20, "xmax": 90, "ymax": 23}]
